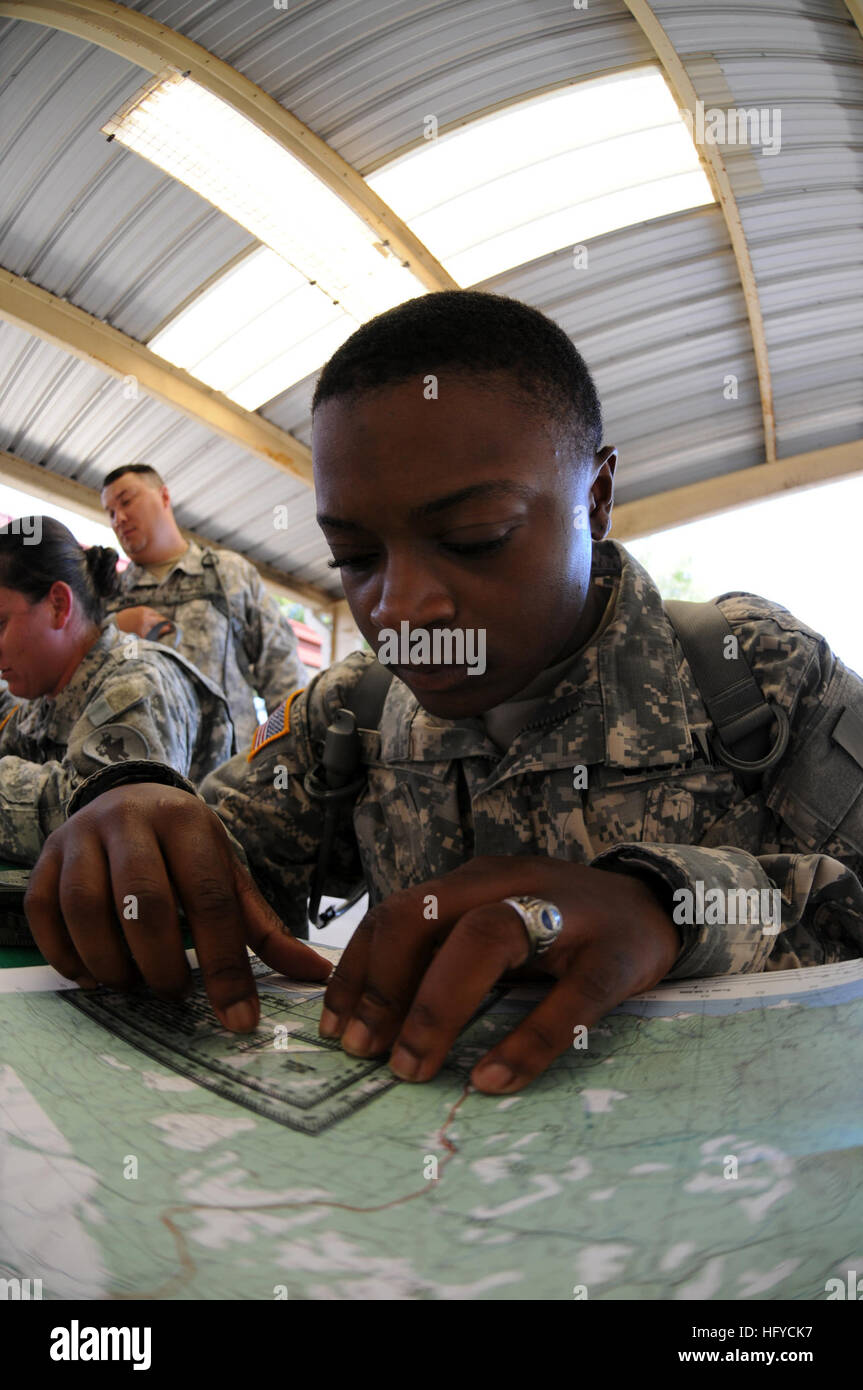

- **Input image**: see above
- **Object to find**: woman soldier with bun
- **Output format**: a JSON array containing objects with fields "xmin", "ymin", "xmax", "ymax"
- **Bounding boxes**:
[{"xmin": 0, "ymin": 517, "xmax": 234, "ymax": 864}]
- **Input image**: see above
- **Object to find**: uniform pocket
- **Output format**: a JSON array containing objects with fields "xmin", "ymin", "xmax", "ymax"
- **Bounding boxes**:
[{"xmin": 361, "ymin": 766, "xmax": 464, "ymax": 889}]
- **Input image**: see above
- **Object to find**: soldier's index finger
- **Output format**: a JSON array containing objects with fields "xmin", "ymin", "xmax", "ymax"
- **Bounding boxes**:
[{"xmin": 158, "ymin": 826, "xmax": 258, "ymax": 1032}]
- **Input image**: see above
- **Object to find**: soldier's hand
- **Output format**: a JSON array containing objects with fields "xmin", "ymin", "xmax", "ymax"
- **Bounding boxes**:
[
  {"xmin": 113, "ymin": 605, "xmax": 171, "ymax": 638},
  {"xmin": 319, "ymin": 856, "xmax": 681, "ymax": 1094},
  {"xmin": 24, "ymin": 785, "xmax": 332, "ymax": 1029}
]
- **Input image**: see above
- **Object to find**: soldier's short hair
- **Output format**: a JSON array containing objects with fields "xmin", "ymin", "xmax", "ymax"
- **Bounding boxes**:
[
  {"xmin": 101, "ymin": 463, "xmax": 165, "ymax": 491},
  {"xmin": 312, "ymin": 290, "xmax": 603, "ymax": 466}
]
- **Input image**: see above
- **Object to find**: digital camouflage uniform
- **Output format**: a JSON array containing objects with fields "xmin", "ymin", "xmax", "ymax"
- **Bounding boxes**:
[
  {"xmin": 104, "ymin": 538, "xmax": 308, "ymax": 747},
  {"xmin": 76, "ymin": 541, "xmax": 863, "ymax": 980},
  {"xmin": 0, "ymin": 621, "xmax": 233, "ymax": 864}
]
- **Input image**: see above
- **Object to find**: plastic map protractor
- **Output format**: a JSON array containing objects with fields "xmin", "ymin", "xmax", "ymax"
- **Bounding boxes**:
[
  {"xmin": 58, "ymin": 955, "xmax": 502, "ymax": 1135},
  {"xmin": 1, "ymin": 949, "xmax": 863, "ymax": 1300}
]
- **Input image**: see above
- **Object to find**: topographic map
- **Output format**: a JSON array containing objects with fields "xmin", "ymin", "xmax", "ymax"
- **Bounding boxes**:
[{"xmin": 1, "ymin": 948, "xmax": 862, "ymax": 1301}]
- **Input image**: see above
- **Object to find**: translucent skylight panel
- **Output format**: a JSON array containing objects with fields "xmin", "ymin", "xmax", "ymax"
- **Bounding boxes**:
[{"xmin": 367, "ymin": 67, "xmax": 714, "ymax": 283}]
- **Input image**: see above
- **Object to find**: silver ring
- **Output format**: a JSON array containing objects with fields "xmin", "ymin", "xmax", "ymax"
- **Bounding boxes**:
[{"xmin": 501, "ymin": 896, "xmax": 564, "ymax": 961}]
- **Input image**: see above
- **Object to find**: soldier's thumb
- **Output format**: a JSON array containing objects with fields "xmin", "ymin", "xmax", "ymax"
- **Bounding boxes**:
[{"xmin": 230, "ymin": 855, "xmax": 332, "ymax": 982}]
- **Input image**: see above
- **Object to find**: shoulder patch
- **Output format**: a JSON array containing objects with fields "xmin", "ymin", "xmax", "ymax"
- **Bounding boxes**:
[
  {"xmin": 833, "ymin": 705, "xmax": 863, "ymax": 772},
  {"xmin": 248, "ymin": 688, "xmax": 304, "ymax": 761},
  {"xmin": 85, "ymin": 685, "xmax": 149, "ymax": 726},
  {"xmin": 85, "ymin": 693, "xmax": 121, "ymax": 727},
  {"xmin": 81, "ymin": 724, "xmax": 151, "ymax": 766}
]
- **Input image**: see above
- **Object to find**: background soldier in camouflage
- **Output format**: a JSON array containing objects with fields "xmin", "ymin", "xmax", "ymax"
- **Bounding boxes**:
[
  {"xmin": 100, "ymin": 464, "xmax": 307, "ymax": 747},
  {"xmin": 24, "ymin": 293, "xmax": 863, "ymax": 1086},
  {"xmin": 0, "ymin": 517, "xmax": 233, "ymax": 864}
]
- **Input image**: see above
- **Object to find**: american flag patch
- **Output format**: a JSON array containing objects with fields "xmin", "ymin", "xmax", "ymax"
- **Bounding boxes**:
[{"xmin": 247, "ymin": 688, "xmax": 304, "ymax": 761}]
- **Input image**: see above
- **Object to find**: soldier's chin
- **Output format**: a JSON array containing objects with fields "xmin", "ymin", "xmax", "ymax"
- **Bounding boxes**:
[{"xmin": 394, "ymin": 665, "xmax": 494, "ymax": 716}]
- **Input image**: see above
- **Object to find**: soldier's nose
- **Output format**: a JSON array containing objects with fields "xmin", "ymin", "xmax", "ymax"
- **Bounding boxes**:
[{"xmin": 373, "ymin": 570, "xmax": 456, "ymax": 631}]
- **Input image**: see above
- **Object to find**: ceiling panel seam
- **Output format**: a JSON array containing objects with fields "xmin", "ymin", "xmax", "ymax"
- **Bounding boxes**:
[{"xmin": 621, "ymin": 0, "xmax": 778, "ymax": 465}]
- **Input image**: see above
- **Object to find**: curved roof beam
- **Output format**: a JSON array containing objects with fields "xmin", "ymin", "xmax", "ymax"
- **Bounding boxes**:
[
  {"xmin": 621, "ymin": 0, "xmax": 777, "ymax": 464},
  {"xmin": 0, "ymin": 267, "xmax": 314, "ymax": 485},
  {"xmin": 0, "ymin": 0, "xmax": 457, "ymax": 294},
  {"xmin": 844, "ymin": 1, "xmax": 863, "ymax": 41},
  {"xmin": 612, "ymin": 440, "xmax": 863, "ymax": 540}
]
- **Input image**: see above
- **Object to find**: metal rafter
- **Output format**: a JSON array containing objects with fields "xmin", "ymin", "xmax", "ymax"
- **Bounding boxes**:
[
  {"xmin": 0, "ymin": 0, "xmax": 457, "ymax": 294},
  {"xmin": 612, "ymin": 440, "xmax": 863, "ymax": 540},
  {"xmin": 621, "ymin": 0, "xmax": 777, "ymax": 465},
  {"xmin": 844, "ymin": 1, "xmax": 863, "ymax": 42},
  {"xmin": 0, "ymin": 268, "xmax": 314, "ymax": 485}
]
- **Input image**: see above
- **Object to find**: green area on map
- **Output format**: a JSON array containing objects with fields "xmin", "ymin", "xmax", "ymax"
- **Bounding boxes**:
[{"xmin": 1, "ymin": 956, "xmax": 861, "ymax": 1301}]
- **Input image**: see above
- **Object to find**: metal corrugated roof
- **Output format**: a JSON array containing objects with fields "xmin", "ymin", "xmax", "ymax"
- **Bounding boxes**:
[
  {"xmin": 648, "ymin": 0, "xmax": 863, "ymax": 457},
  {"xmin": 0, "ymin": 0, "xmax": 860, "ymax": 595},
  {"xmin": 135, "ymin": 0, "xmax": 656, "ymax": 169},
  {"xmin": 0, "ymin": 19, "xmax": 254, "ymax": 339}
]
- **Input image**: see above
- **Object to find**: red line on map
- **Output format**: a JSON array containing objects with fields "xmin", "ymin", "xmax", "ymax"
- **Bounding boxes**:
[{"xmin": 114, "ymin": 1081, "xmax": 475, "ymax": 1300}]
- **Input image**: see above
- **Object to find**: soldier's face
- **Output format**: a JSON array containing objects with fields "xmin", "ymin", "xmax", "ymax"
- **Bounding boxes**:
[
  {"xmin": 313, "ymin": 373, "xmax": 616, "ymax": 718},
  {"xmin": 0, "ymin": 587, "xmax": 67, "ymax": 699},
  {"xmin": 101, "ymin": 475, "xmax": 169, "ymax": 559}
]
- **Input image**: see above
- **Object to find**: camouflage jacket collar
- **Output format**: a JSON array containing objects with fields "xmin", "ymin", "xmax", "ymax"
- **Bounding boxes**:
[
  {"xmin": 378, "ymin": 540, "xmax": 694, "ymax": 775},
  {"xmin": 121, "ymin": 537, "xmax": 209, "ymax": 588}
]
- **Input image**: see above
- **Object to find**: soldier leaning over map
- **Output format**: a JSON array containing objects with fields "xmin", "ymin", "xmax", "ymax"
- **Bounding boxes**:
[
  {"xmin": 22, "ymin": 292, "xmax": 863, "ymax": 1096},
  {"xmin": 198, "ymin": 535, "xmax": 863, "ymax": 979},
  {"xmin": 0, "ymin": 518, "xmax": 234, "ymax": 864}
]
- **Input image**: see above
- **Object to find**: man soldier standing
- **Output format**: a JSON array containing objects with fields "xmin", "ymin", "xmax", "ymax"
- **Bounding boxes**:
[{"xmin": 100, "ymin": 465, "xmax": 307, "ymax": 747}]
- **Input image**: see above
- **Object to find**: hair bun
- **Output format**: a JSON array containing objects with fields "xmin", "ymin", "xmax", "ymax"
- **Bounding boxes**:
[{"xmin": 84, "ymin": 544, "xmax": 121, "ymax": 599}]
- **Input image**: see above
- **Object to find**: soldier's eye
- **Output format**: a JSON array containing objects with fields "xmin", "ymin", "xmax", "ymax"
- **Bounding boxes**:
[
  {"xmin": 442, "ymin": 532, "xmax": 513, "ymax": 557},
  {"xmin": 327, "ymin": 530, "xmax": 515, "ymax": 572},
  {"xmin": 327, "ymin": 554, "xmax": 377, "ymax": 572}
]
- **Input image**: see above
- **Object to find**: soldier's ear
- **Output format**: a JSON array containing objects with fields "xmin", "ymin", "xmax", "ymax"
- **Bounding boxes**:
[
  {"xmin": 590, "ymin": 447, "xmax": 617, "ymax": 539},
  {"xmin": 47, "ymin": 581, "xmax": 74, "ymax": 629},
  {"xmin": 158, "ymin": 484, "xmax": 172, "ymax": 512}
]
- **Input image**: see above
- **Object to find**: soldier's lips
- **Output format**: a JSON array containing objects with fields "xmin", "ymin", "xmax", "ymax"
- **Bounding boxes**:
[{"xmin": 394, "ymin": 663, "xmax": 477, "ymax": 692}]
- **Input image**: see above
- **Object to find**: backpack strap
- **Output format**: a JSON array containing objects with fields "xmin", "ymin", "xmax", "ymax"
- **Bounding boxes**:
[
  {"xmin": 664, "ymin": 599, "xmax": 790, "ymax": 795},
  {"xmin": 303, "ymin": 660, "xmax": 394, "ymax": 931}
]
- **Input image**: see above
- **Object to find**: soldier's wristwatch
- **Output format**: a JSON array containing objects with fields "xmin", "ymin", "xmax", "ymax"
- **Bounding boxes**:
[{"xmin": 66, "ymin": 760, "xmax": 198, "ymax": 819}]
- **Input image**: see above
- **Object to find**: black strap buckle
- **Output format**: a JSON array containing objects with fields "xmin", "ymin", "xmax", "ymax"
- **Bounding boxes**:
[
  {"xmin": 711, "ymin": 702, "xmax": 790, "ymax": 774},
  {"xmin": 303, "ymin": 765, "xmax": 367, "ymax": 805}
]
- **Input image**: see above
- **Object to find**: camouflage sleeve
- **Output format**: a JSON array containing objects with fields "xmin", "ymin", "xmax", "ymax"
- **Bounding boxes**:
[
  {"xmin": 200, "ymin": 651, "xmax": 372, "ymax": 931},
  {"xmin": 0, "ymin": 662, "xmax": 204, "ymax": 862},
  {"xmin": 238, "ymin": 562, "xmax": 308, "ymax": 710},
  {"xmin": 593, "ymin": 608, "xmax": 863, "ymax": 978}
]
